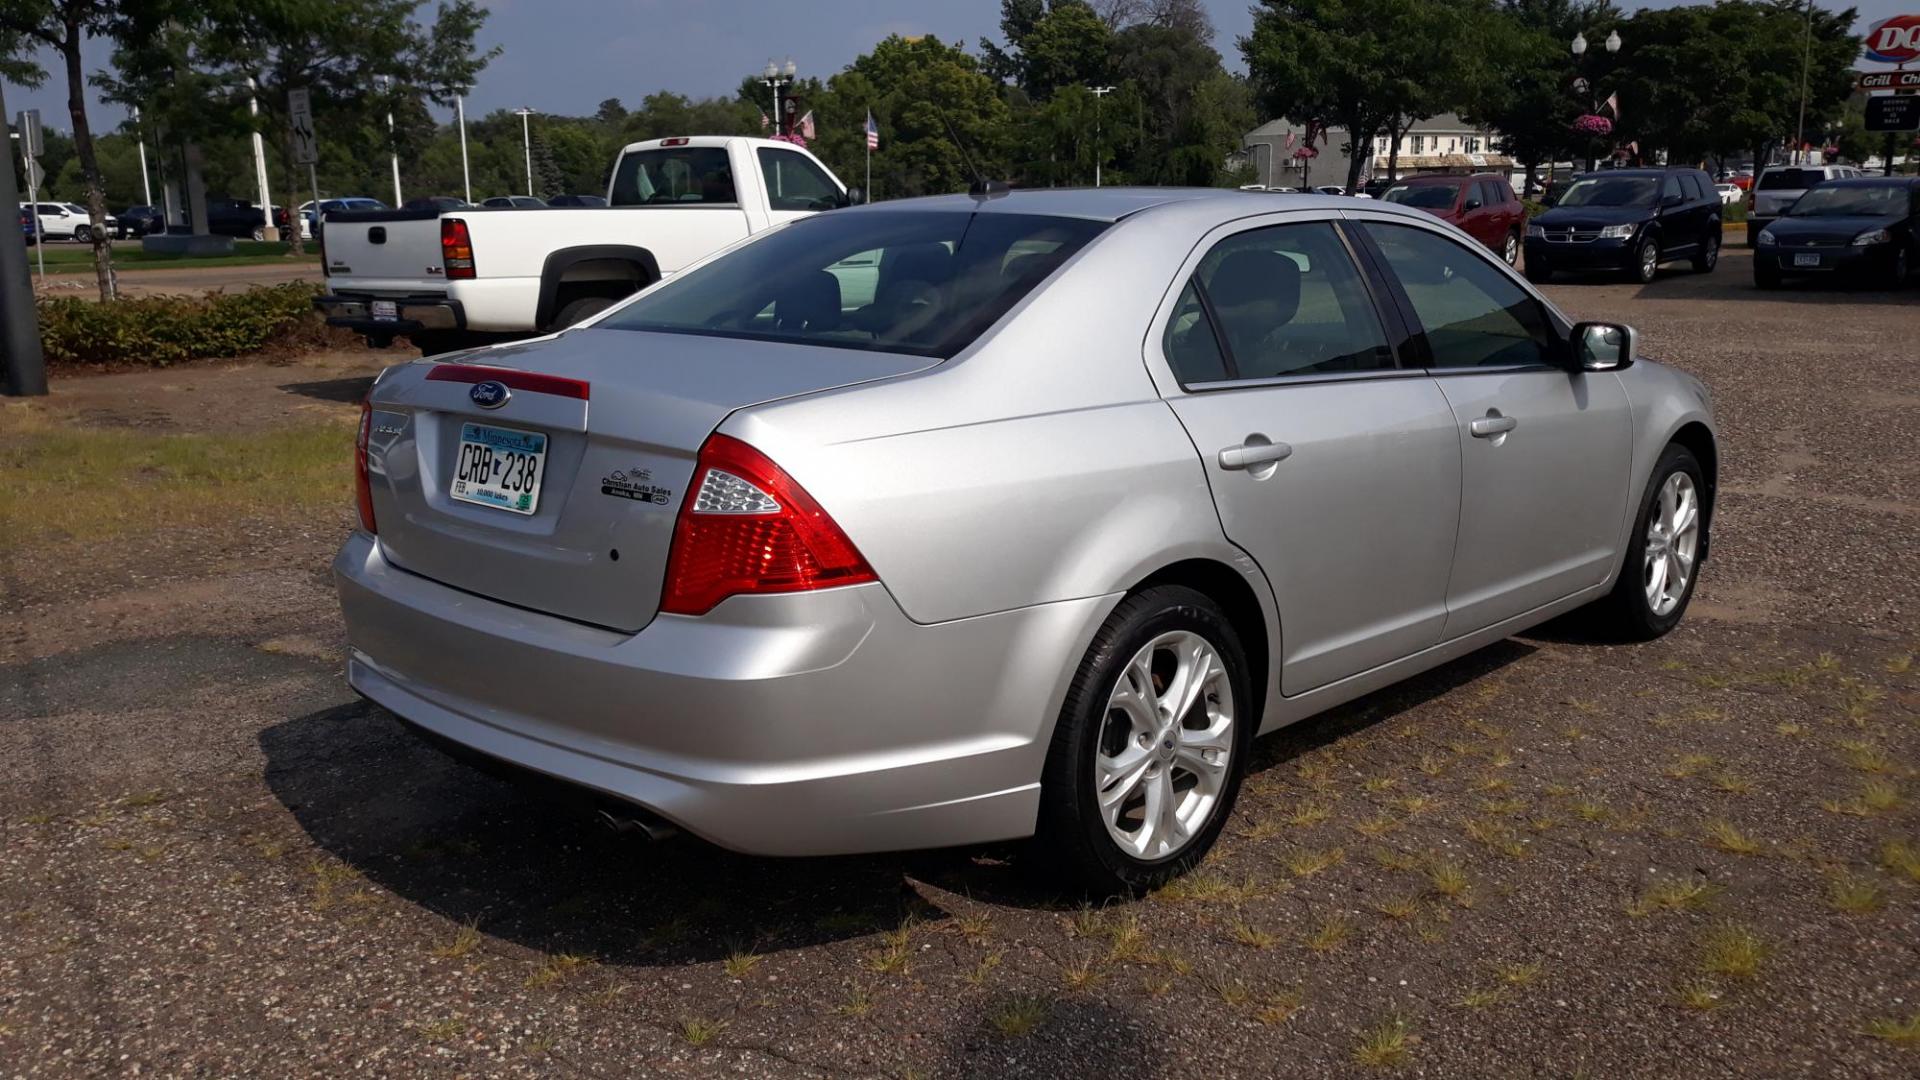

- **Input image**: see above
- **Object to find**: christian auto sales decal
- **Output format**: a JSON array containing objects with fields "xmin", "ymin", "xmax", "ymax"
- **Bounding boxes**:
[{"xmin": 601, "ymin": 467, "xmax": 673, "ymax": 505}]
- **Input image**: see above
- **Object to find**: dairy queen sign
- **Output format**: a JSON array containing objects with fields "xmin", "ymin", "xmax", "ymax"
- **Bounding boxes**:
[{"xmin": 1863, "ymin": 14, "xmax": 1920, "ymax": 64}]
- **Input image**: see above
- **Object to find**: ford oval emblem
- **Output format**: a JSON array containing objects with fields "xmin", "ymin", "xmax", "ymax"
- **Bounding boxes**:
[{"xmin": 469, "ymin": 380, "xmax": 511, "ymax": 409}]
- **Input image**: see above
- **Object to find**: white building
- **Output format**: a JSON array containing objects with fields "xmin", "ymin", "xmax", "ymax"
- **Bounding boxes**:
[{"xmin": 1240, "ymin": 113, "xmax": 1514, "ymax": 190}]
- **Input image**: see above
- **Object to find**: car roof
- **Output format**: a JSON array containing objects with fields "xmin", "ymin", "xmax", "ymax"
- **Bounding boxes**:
[
  {"xmin": 834, "ymin": 186, "xmax": 1406, "ymax": 225},
  {"xmin": 1819, "ymin": 176, "xmax": 1918, "ymax": 187},
  {"xmin": 1397, "ymin": 172, "xmax": 1503, "ymax": 183}
]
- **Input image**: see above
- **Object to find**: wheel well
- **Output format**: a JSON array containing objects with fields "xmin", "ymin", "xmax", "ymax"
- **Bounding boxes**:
[
  {"xmin": 1670, "ymin": 421, "xmax": 1717, "ymax": 559},
  {"xmin": 1135, "ymin": 559, "xmax": 1271, "ymax": 725}
]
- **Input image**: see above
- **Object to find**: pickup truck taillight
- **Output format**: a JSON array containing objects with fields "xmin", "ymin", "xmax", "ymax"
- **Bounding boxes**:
[
  {"xmin": 660, "ymin": 434, "xmax": 876, "ymax": 615},
  {"xmin": 441, "ymin": 217, "xmax": 476, "ymax": 280}
]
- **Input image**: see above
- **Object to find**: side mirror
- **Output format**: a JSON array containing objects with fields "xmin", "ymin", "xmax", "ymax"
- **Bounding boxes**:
[
  {"xmin": 1661, "ymin": 193, "xmax": 1684, "ymax": 207},
  {"xmin": 1570, "ymin": 321, "xmax": 1636, "ymax": 371},
  {"xmin": 1462, "ymin": 198, "xmax": 1482, "ymax": 211},
  {"xmin": 841, "ymin": 187, "xmax": 865, "ymax": 207}
]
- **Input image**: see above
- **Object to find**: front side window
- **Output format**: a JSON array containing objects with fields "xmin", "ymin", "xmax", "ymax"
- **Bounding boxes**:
[
  {"xmin": 609, "ymin": 147, "xmax": 736, "ymax": 206},
  {"xmin": 1660, "ymin": 175, "xmax": 1683, "ymax": 203},
  {"xmin": 756, "ymin": 148, "xmax": 841, "ymax": 212},
  {"xmin": 1360, "ymin": 222, "xmax": 1557, "ymax": 370},
  {"xmin": 601, "ymin": 210, "xmax": 1104, "ymax": 359},
  {"xmin": 1164, "ymin": 221, "xmax": 1392, "ymax": 385}
]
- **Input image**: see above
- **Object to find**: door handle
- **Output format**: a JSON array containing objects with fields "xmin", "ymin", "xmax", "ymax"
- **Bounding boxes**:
[
  {"xmin": 1469, "ymin": 414, "xmax": 1518, "ymax": 438},
  {"xmin": 1218, "ymin": 440, "xmax": 1293, "ymax": 470}
]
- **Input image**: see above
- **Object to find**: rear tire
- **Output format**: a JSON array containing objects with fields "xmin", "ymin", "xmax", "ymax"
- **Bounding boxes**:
[
  {"xmin": 1579, "ymin": 444, "xmax": 1705, "ymax": 642},
  {"xmin": 551, "ymin": 296, "xmax": 617, "ymax": 330},
  {"xmin": 1501, "ymin": 230, "xmax": 1520, "ymax": 267},
  {"xmin": 1033, "ymin": 585, "xmax": 1252, "ymax": 896}
]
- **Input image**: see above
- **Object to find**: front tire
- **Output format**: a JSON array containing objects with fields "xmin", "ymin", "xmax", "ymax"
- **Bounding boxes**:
[
  {"xmin": 74, "ymin": 225, "xmax": 92, "ymax": 244},
  {"xmin": 1629, "ymin": 237, "xmax": 1660, "ymax": 284},
  {"xmin": 1501, "ymin": 230, "xmax": 1520, "ymax": 267},
  {"xmin": 1581, "ymin": 444, "xmax": 1705, "ymax": 641},
  {"xmin": 1034, "ymin": 585, "xmax": 1252, "ymax": 895}
]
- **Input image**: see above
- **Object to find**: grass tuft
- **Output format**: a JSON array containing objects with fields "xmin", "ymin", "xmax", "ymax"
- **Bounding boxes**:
[
  {"xmin": 1879, "ymin": 838, "xmax": 1920, "ymax": 884},
  {"xmin": 1257, "ymin": 988, "xmax": 1305, "ymax": 1026},
  {"xmin": 1627, "ymin": 877, "xmax": 1719, "ymax": 917},
  {"xmin": 1426, "ymin": 859, "xmax": 1473, "ymax": 905},
  {"xmin": 524, "ymin": 952, "xmax": 593, "ymax": 990},
  {"xmin": 1228, "ymin": 915, "xmax": 1282, "ymax": 950},
  {"xmin": 1698, "ymin": 921, "xmax": 1767, "ymax": 980},
  {"xmin": 722, "ymin": 946, "xmax": 763, "ymax": 979},
  {"xmin": 1283, "ymin": 847, "xmax": 1346, "ymax": 878},
  {"xmin": 1864, "ymin": 1012, "xmax": 1920, "ymax": 1046},
  {"xmin": 1827, "ymin": 874, "xmax": 1884, "ymax": 916},
  {"xmin": 678, "ymin": 1016, "xmax": 727, "ymax": 1045},
  {"xmin": 1305, "ymin": 914, "xmax": 1355, "ymax": 954},
  {"xmin": 1677, "ymin": 979, "xmax": 1722, "ymax": 1011},
  {"xmin": 1703, "ymin": 819, "xmax": 1763, "ymax": 855},
  {"xmin": 430, "ymin": 921, "xmax": 482, "ymax": 959},
  {"xmin": 1352, "ymin": 1013, "xmax": 1416, "ymax": 1068}
]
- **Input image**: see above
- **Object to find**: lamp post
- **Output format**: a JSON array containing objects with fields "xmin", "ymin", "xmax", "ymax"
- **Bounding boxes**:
[
  {"xmin": 1792, "ymin": 0, "xmax": 1814, "ymax": 165},
  {"xmin": 133, "ymin": 105, "xmax": 152, "ymax": 207},
  {"xmin": 761, "ymin": 58, "xmax": 795, "ymax": 135},
  {"xmin": 374, "ymin": 75, "xmax": 402, "ymax": 205},
  {"xmin": 515, "ymin": 107, "xmax": 535, "ymax": 197},
  {"xmin": 456, "ymin": 95, "xmax": 472, "ymax": 203},
  {"xmin": 247, "ymin": 78, "xmax": 276, "ymax": 240},
  {"xmin": 1089, "ymin": 85, "xmax": 1116, "ymax": 186},
  {"xmin": 1570, "ymin": 29, "xmax": 1621, "ymax": 172}
]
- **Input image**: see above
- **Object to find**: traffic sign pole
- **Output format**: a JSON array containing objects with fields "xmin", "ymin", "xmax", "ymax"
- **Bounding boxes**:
[{"xmin": 0, "ymin": 83, "xmax": 49, "ymax": 397}]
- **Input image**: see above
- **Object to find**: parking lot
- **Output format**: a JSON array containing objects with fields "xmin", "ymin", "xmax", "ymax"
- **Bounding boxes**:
[{"xmin": 1, "ymin": 245, "xmax": 1915, "ymax": 1077}]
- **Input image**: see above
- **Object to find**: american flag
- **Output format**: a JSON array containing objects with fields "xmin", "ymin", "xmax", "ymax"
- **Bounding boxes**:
[{"xmin": 865, "ymin": 111, "xmax": 879, "ymax": 151}]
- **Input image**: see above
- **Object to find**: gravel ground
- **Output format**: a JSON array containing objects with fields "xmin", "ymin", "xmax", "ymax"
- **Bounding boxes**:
[{"xmin": 2, "ymin": 248, "xmax": 1917, "ymax": 1078}]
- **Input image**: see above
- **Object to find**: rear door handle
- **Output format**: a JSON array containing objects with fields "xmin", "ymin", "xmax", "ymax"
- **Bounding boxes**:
[
  {"xmin": 1469, "ymin": 414, "xmax": 1518, "ymax": 438},
  {"xmin": 1218, "ymin": 441, "xmax": 1293, "ymax": 470}
]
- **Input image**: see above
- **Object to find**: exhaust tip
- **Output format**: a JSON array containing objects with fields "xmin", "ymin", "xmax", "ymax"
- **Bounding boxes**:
[{"xmin": 596, "ymin": 807, "xmax": 680, "ymax": 842}]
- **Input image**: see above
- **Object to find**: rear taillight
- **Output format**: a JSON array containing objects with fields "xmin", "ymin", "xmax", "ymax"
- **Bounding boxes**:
[
  {"xmin": 317, "ymin": 218, "xmax": 329, "ymax": 277},
  {"xmin": 354, "ymin": 399, "xmax": 377, "ymax": 534},
  {"xmin": 660, "ymin": 434, "xmax": 875, "ymax": 616},
  {"xmin": 441, "ymin": 217, "xmax": 475, "ymax": 279}
]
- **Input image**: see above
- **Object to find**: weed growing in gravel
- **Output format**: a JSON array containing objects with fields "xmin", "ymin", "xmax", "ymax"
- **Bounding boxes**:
[
  {"xmin": 1141, "ymin": 973, "xmax": 1174, "ymax": 996},
  {"xmin": 1713, "ymin": 774, "xmax": 1757, "ymax": 796},
  {"xmin": 1840, "ymin": 742, "xmax": 1895, "ymax": 774},
  {"xmin": 1699, "ymin": 921, "xmax": 1767, "ymax": 980},
  {"xmin": 1416, "ymin": 753, "xmax": 1448, "ymax": 777},
  {"xmin": 951, "ymin": 909, "xmax": 993, "ymax": 943},
  {"xmin": 1426, "ymin": 859, "xmax": 1473, "ymax": 905},
  {"xmin": 679, "ymin": 1016, "xmax": 727, "ymax": 1045},
  {"xmin": 525, "ymin": 953, "xmax": 593, "ymax": 990},
  {"xmin": 963, "ymin": 950, "xmax": 1003, "ymax": 987},
  {"xmin": 1363, "ymin": 776, "xmax": 1398, "ymax": 794},
  {"xmin": 1229, "ymin": 915, "xmax": 1282, "ymax": 950},
  {"xmin": 1374, "ymin": 893, "xmax": 1423, "ymax": 921},
  {"xmin": 987, "ymin": 995, "xmax": 1051, "ymax": 1037},
  {"xmin": 1826, "ymin": 875, "xmax": 1885, "ymax": 915},
  {"xmin": 1677, "ymin": 980, "xmax": 1722, "ymax": 1011},
  {"xmin": 1497, "ymin": 962, "xmax": 1543, "ymax": 986},
  {"xmin": 1371, "ymin": 846, "xmax": 1419, "ymax": 871},
  {"xmin": 1886, "ymin": 654, "xmax": 1913, "ymax": 676},
  {"xmin": 1258, "ymin": 988, "xmax": 1306, "ymax": 1026},
  {"xmin": 723, "ymin": 946, "xmax": 763, "ymax": 979},
  {"xmin": 1879, "ymin": 838, "xmax": 1920, "ymax": 883},
  {"xmin": 1863, "ymin": 1012, "xmax": 1920, "ymax": 1046},
  {"xmin": 866, "ymin": 937, "xmax": 913, "ymax": 976},
  {"xmin": 1704, "ymin": 820, "xmax": 1763, "ymax": 855},
  {"xmin": 1481, "ymin": 797, "xmax": 1529, "ymax": 816},
  {"xmin": 1862, "ymin": 781, "xmax": 1902, "ymax": 812},
  {"xmin": 1306, "ymin": 915, "xmax": 1355, "ymax": 953},
  {"xmin": 1241, "ymin": 818, "xmax": 1285, "ymax": 841},
  {"xmin": 1155, "ymin": 870, "xmax": 1264, "ymax": 902},
  {"xmin": 417, "ymin": 1017, "xmax": 465, "ymax": 1042},
  {"xmin": 1838, "ymin": 679, "xmax": 1884, "ymax": 726},
  {"xmin": 1287, "ymin": 801, "xmax": 1333, "ymax": 828},
  {"xmin": 1627, "ymin": 878, "xmax": 1720, "ymax": 917},
  {"xmin": 1474, "ymin": 774, "xmax": 1513, "ymax": 794},
  {"xmin": 1059, "ymin": 953, "xmax": 1104, "ymax": 990},
  {"xmin": 1776, "ymin": 722, "xmax": 1806, "ymax": 737},
  {"xmin": 1283, "ymin": 847, "xmax": 1346, "ymax": 878},
  {"xmin": 1203, "ymin": 968, "xmax": 1254, "ymax": 1006},
  {"xmin": 430, "ymin": 921, "xmax": 482, "ymax": 959},
  {"xmin": 1146, "ymin": 948, "xmax": 1195, "ymax": 976},
  {"xmin": 1353, "ymin": 814, "xmax": 1402, "ymax": 838},
  {"xmin": 1353, "ymin": 1013, "xmax": 1416, "ymax": 1068},
  {"xmin": 1464, "ymin": 818, "xmax": 1529, "ymax": 858},
  {"xmin": 833, "ymin": 985, "xmax": 875, "ymax": 1018},
  {"xmin": 1459, "ymin": 986, "xmax": 1506, "ymax": 1008}
]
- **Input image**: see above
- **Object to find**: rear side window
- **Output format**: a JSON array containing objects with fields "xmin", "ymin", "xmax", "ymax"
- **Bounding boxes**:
[
  {"xmin": 610, "ymin": 147, "xmax": 736, "ymax": 206},
  {"xmin": 1360, "ymin": 222, "xmax": 1557, "ymax": 370},
  {"xmin": 756, "ymin": 148, "xmax": 841, "ymax": 212},
  {"xmin": 601, "ymin": 210, "xmax": 1105, "ymax": 359},
  {"xmin": 1165, "ymin": 221, "xmax": 1392, "ymax": 384}
]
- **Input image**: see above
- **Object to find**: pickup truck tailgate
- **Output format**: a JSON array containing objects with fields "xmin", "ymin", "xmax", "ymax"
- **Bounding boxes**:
[{"xmin": 324, "ymin": 209, "xmax": 446, "ymax": 285}]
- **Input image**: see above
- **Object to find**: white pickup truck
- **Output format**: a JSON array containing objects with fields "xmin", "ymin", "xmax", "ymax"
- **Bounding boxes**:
[{"xmin": 313, "ymin": 136, "xmax": 852, "ymax": 352}]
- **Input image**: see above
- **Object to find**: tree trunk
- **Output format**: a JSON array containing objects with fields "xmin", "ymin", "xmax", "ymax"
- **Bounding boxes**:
[
  {"xmin": 1386, "ymin": 117, "xmax": 1402, "ymax": 184},
  {"xmin": 1345, "ymin": 122, "xmax": 1371, "ymax": 194},
  {"xmin": 1524, "ymin": 158, "xmax": 1539, "ymax": 197},
  {"xmin": 60, "ymin": 18, "xmax": 114, "ymax": 302}
]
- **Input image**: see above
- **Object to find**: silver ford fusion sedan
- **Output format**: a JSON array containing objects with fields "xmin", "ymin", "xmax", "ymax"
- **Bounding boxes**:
[{"xmin": 335, "ymin": 188, "xmax": 1716, "ymax": 892}]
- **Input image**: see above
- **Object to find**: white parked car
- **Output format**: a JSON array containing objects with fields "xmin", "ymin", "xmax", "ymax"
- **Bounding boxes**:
[
  {"xmin": 1714, "ymin": 183, "xmax": 1741, "ymax": 205},
  {"xmin": 314, "ymin": 136, "xmax": 854, "ymax": 353}
]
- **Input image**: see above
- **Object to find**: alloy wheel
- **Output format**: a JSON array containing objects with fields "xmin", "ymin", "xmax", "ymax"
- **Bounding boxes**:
[
  {"xmin": 1503, "ymin": 233, "xmax": 1519, "ymax": 266},
  {"xmin": 1093, "ymin": 630, "xmax": 1235, "ymax": 861},
  {"xmin": 1702, "ymin": 235, "xmax": 1719, "ymax": 269},
  {"xmin": 1639, "ymin": 242, "xmax": 1659, "ymax": 282},
  {"xmin": 1643, "ymin": 471, "xmax": 1700, "ymax": 617}
]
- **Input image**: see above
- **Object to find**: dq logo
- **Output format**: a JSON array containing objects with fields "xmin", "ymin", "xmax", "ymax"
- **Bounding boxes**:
[{"xmin": 1864, "ymin": 14, "xmax": 1920, "ymax": 64}]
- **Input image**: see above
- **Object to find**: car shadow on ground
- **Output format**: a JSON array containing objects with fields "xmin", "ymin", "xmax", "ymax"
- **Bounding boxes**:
[
  {"xmin": 258, "ymin": 640, "xmax": 1534, "ymax": 968},
  {"xmin": 279, "ymin": 374, "xmax": 376, "ymax": 403}
]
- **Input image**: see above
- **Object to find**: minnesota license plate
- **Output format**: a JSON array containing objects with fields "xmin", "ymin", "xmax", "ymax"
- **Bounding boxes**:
[
  {"xmin": 451, "ymin": 422, "xmax": 547, "ymax": 515},
  {"xmin": 371, "ymin": 299, "xmax": 398, "ymax": 321},
  {"xmin": 1792, "ymin": 253, "xmax": 1821, "ymax": 268}
]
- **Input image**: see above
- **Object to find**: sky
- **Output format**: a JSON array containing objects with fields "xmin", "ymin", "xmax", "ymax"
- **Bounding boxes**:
[{"xmin": 3, "ymin": 0, "xmax": 1915, "ymax": 131}]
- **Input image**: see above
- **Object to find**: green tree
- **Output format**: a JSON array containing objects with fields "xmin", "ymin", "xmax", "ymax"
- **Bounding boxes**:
[
  {"xmin": 1110, "ymin": 21, "xmax": 1249, "ymax": 185},
  {"xmin": 819, "ymin": 35, "xmax": 1010, "ymax": 198},
  {"xmin": 1478, "ymin": 0, "xmax": 1622, "ymax": 190}
]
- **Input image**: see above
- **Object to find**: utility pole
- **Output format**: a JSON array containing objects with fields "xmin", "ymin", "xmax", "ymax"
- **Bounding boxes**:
[
  {"xmin": 515, "ymin": 107, "xmax": 535, "ymax": 197},
  {"xmin": 1, "ymin": 83, "xmax": 48, "ymax": 397},
  {"xmin": 376, "ymin": 75, "xmax": 402, "ymax": 205},
  {"xmin": 1793, "ymin": 0, "xmax": 1814, "ymax": 164},
  {"xmin": 1090, "ymin": 85, "xmax": 1116, "ymax": 187},
  {"xmin": 134, "ymin": 106, "xmax": 152, "ymax": 206},
  {"xmin": 247, "ymin": 78, "xmax": 276, "ymax": 240},
  {"xmin": 457, "ymin": 96, "xmax": 472, "ymax": 204}
]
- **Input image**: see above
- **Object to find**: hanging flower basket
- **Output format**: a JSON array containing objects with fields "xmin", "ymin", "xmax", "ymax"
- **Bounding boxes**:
[
  {"xmin": 1292, "ymin": 145, "xmax": 1319, "ymax": 160},
  {"xmin": 770, "ymin": 133, "xmax": 809, "ymax": 149},
  {"xmin": 1570, "ymin": 114, "xmax": 1613, "ymax": 136}
]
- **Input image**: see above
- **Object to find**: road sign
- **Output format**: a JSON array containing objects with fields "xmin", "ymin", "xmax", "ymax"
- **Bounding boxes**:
[
  {"xmin": 288, "ymin": 88, "xmax": 317, "ymax": 166},
  {"xmin": 1866, "ymin": 95, "xmax": 1920, "ymax": 132},
  {"xmin": 1857, "ymin": 70, "xmax": 1920, "ymax": 91},
  {"xmin": 21, "ymin": 157, "xmax": 42, "ymax": 192},
  {"xmin": 1863, "ymin": 14, "xmax": 1920, "ymax": 64},
  {"xmin": 14, "ymin": 109, "xmax": 42, "ymax": 158}
]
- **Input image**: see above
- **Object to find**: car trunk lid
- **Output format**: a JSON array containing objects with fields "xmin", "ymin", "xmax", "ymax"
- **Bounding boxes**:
[
  {"xmin": 363, "ymin": 328, "xmax": 937, "ymax": 632},
  {"xmin": 322, "ymin": 208, "xmax": 449, "ymax": 288}
]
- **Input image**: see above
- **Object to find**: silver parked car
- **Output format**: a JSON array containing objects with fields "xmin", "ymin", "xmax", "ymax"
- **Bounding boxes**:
[{"xmin": 336, "ymin": 189, "xmax": 1716, "ymax": 892}]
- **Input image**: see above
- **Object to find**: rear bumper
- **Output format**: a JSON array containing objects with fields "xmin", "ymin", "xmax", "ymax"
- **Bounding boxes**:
[
  {"xmin": 315, "ymin": 293, "xmax": 466, "ymax": 336},
  {"xmin": 333, "ymin": 532, "xmax": 1115, "ymax": 856}
]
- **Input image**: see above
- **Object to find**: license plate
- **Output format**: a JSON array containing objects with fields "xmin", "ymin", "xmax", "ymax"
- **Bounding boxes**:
[
  {"xmin": 1792, "ymin": 253, "xmax": 1821, "ymax": 268},
  {"xmin": 450, "ymin": 423, "xmax": 547, "ymax": 515},
  {"xmin": 371, "ymin": 299, "xmax": 398, "ymax": 321}
]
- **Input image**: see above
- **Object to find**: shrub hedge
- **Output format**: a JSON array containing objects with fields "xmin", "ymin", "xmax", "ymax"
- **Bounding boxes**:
[{"xmin": 36, "ymin": 283, "xmax": 336, "ymax": 368}]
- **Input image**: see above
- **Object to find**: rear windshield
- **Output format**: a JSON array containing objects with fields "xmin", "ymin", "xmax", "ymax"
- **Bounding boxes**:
[
  {"xmin": 610, "ymin": 147, "xmax": 736, "ymax": 207},
  {"xmin": 1556, "ymin": 177, "xmax": 1656, "ymax": 208},
  {"xmin": 1758, "ymin": 169, "xmax": 1822, "ymax": 191},
  {"xmin": 1787, "ymin": 184, "xmax": 1910, "ymax": 217},
  {"xmin": 600, "ymin": 210, "xmax": 1107, "ymax": 359},
  {"xmin": 1383, "ymin": 184, "xmax": 1459, "ymax": 209}
]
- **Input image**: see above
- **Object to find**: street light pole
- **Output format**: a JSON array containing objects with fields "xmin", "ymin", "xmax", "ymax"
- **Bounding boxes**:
[
  {"xmin": 247, "ymin": 78, "xmax": 276, "ymax": 240},
  {"xmin": 760, "ymin": 58, "xmax": 795, "ymax": 136},
  {"xmin": 456, "ymin": 95, "xmax": 472, "ymax": 204},
  {"xmin": 515, "ymin": 107, "xmax": 535, "ymax": 197},
  {"xmin": 133, "ymin": 106, "xmax": 152, "ymax": 207},
  {"xmin": 375, "ymin": 75, "xmax": 402, "ymax": 205},
  {"xmin": 1793, "ymin": 0, "xmax": 1814, "ymax": 164},
  {"xmin": 1090, "ymin": 85, "xmax": 1116, "ymax": 187}
]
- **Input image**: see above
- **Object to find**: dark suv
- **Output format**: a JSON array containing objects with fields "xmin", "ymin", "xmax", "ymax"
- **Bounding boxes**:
[{"xmin": 1523, "ymin": 167, "xmax": 1721, "ymax": 284}]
